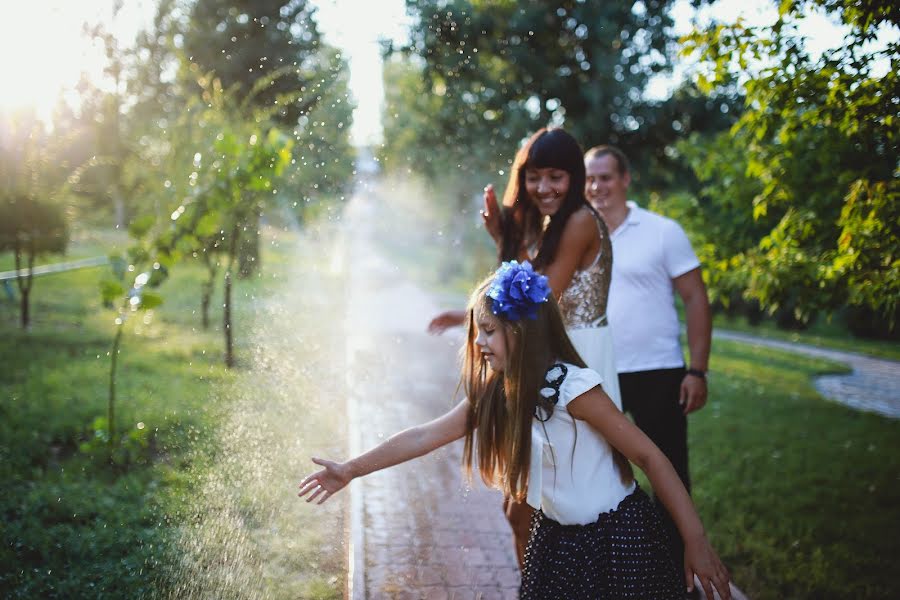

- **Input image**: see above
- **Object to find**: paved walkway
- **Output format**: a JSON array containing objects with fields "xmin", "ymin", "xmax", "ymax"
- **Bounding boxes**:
[
  {"xmin": 714, "ymin": 330, "xmax": 900, "ymax": 419},
  {"xmin": 342, "ymin": 191, "xmax": 519, "ymax": 600}
]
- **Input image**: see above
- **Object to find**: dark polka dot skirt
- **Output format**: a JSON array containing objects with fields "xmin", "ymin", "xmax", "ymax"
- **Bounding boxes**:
[{"xmin": 520, "ymin": 486, "xmax": 683, "ymax": 599}]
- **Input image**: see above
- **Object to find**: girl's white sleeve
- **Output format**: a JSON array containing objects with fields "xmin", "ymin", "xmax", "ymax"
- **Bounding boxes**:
[{"xmin": 557, "ymin": 365, "xmax": 603, "ymax": 407}]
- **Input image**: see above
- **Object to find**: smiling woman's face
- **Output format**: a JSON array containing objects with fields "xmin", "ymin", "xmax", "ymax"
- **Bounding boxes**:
[{"xmin": 524, "ymin": 167, "xmax": 571, "ymax": 217}]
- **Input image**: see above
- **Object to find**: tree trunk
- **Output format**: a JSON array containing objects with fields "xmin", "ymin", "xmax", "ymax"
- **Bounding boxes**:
[
  {"xmin": 224, "ymin": 265, "xmax": 233, "ymax": 367},
  {"xmin": 200, "ymin": 253, "xmax": 218, "ymax": 330},
  {"xmin": 108, "ymin": 316, "xmax": 125, "ymax": 457},
  {"xmin": 224, "ymin": 223, "xmax": 241, "ymax": 368},
  {"xmin": 237, "ymin": 211, "xmax": 261, "ymax": 279},
  {"xmin": 201, "ymin": 282, "xmax": 212, "ymax": 330},
  {"xmin": 20, "ymin": 289, "xmax": 30, "ymax": 329},
  {"xmin": 14, "ymin": 239, "xmax": 35, "ymax": 329}
]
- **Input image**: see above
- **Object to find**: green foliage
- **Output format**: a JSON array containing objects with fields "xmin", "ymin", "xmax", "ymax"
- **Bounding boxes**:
[
  {"xmin": 183, "ymin": 0, "xmax": 324, "ymax": 126},
  {"xmin": 380, "ymin": 54, "xmax": 513, "ymax": 191},
  {"xmin": 678, "ymin": 1, "xmax": 899, "ymax": 327},
  {"xmin": 283, "ymin": 47, "xmax": 357, "ymax": 207},
  {"xmin": 385, "ymin": 0, "xmax": 740, "ymax": 194},
  {"xmin": 100, "ymin": 258, "xmax": 169, "ymax": 454},
  {"xmin": 153, "ymin": 75, "xmax": 293, "ymax": 366},
  {"xmin": 78, "ymin": 417, "xmax": 154, "ymax": 468},
  {"xmin": 0, "ymin": 257, "xmax": 233, "ymax": 598},
  {"xmin": 401, "ymin": 0, "xmax": 675, "ymax": 142},
  {"xmin": 0, "ymin": 197, "xmax": 68, "ymax": 257},
  {"xmin": 0, "ymin": 111, "xmax": 70, "ymax": 256}
]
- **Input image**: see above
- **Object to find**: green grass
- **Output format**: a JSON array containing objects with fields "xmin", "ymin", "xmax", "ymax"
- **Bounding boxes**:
[
  {"xmin": 714, "ymin": 312, "xmax": 900, "ymax": 362},
  {"xmin": 0, "ymin": 225, "xmax": 346, "ymax": 599},
  {"xmin": 0, "ymin": 228, "xmax": 130, "ymax": 272},
  {"xmin": 685, "ymin": 340, "xmax": 900, "ymax": 600}
]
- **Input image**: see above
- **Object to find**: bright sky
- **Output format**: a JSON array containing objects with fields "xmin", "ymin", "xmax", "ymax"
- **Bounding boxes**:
[
  {"xmin": 0, "ymin": 1, "xmax": 157, "ymax": 120},
  {"xmin": 1, "ymin": 1, "xmax": 893, "ymax": 145},
  {"xmin": 311, "ymin": 0, "xmax": 410, "ymax": 146}
]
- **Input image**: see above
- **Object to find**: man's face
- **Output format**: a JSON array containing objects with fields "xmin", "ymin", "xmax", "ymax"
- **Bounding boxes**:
[{"xmin": 585, "ymin": 154, "xmax": 630, "ymax": 213}]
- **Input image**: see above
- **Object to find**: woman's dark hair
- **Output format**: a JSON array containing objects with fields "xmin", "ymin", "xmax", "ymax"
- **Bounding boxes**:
[{"xmin": 499, "ymin": 128, "xmax": 590, "ymax": 269}]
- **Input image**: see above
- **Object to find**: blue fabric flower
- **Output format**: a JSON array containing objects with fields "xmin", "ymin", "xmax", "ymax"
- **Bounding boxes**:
[{"xmin": 487, "ymin": 260, "xmax": 551, "ymax": 321}]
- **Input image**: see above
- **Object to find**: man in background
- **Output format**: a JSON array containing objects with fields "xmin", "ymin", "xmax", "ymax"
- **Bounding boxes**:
[{"xmin": 585, "ymin": 145, "xmax": 712, "ymax": 580}]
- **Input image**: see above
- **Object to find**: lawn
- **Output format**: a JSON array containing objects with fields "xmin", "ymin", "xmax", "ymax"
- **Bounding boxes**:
[
  {"xmin": 0, "ymin": 224, "xmax": 347, "ymax": 599},
  {"xmin": 714, "ymin": 312, "xmax": 900, "ymax": 362},
  {"xmin": 686, "ymin": 340, "xmax": 899, "ymax": 600}
]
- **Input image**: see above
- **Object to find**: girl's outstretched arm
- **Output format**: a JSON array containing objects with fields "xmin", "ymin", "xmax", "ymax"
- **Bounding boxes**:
[
  {"xmin": 567, "ymin": 388, "xmax": 732, "ymax": 600},
  {"xmin": 298, "ymin": 398, "xmax": 470, "ymax": 505}
]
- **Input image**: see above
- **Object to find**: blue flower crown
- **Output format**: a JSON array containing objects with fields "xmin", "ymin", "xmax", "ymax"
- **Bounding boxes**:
[{"xmin": 487, "ymin": 260, "xmax": 551, "ymax": 321}]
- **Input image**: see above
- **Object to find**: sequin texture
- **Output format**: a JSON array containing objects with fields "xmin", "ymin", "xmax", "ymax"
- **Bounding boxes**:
[{"xmin": 558, "ymin": 212, "xmax": 612, "ymax": 328}]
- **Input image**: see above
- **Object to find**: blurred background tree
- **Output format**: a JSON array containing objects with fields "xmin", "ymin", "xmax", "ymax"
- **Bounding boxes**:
[
  {"xmin": 0, "ymin": 110, "xmax": 70, "ymax": 328},
  {"xmin": 679, "ymin": 0, "xmax": 899, "ymax": 335},
  {"xmin": 181, "ymin": 0, "xmax": 354, "ymax": 275},
  {"xmin": 383, "ymin": 0, "xmax": 740, "ymax": 194}
]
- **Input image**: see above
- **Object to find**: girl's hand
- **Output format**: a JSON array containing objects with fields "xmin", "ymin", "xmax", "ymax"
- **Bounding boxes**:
[
  {"xmin": 298, "ymin": 457, "xmax": 353, "ymax": 505},
  {"xmin": 684, "ymin": 535, "xmax": 732, "ymax": 600},
  {"xmin": 481, "ymin": 184, "xmax": 502, "ymax": 244}
]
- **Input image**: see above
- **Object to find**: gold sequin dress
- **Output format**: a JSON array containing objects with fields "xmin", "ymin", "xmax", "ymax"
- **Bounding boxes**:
[{"xmin": 556, "ymin": 213, "xmax": 622, "ymax": 408}]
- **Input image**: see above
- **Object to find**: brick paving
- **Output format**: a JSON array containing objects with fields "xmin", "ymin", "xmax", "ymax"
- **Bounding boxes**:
[
  {"xmin": 714, "ymin": 330, "xmax": 900, "ymax": 419},
  {"xmin": 342, "ymin": 192, "xmax": 519, "ymax": 599}
]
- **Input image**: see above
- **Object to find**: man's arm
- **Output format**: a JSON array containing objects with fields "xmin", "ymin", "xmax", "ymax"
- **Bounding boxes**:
[{"xmin": 673, "ymin": 267, "xmax": 711, "ymax": 414}]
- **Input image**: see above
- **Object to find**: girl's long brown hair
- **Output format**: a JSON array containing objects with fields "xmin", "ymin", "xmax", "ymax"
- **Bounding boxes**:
[{"xmin": 460, "ymin": 278, "xmax": 633, "ymax": 502}]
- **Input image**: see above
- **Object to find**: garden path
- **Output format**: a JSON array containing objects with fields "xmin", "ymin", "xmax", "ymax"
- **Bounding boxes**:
[{"xmin": 714, "ymin": 330, "xmax": 900, "ymax": 419}]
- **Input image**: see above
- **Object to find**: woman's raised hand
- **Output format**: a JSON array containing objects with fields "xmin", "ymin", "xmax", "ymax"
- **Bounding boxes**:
[
  {"xmin": 427, "ymin": 309, "xmax": 467, "ymax": 335},
  {"xmin": 298, "ymin": 457, "xmax": 353, "ymax": 505},
  {"xmin": 684, "ymin": 534, "xmax": 732, "ymax": 600},
  {"xmin": 481, "ymin": 184, "xmax": 502, "ymax": 244}
]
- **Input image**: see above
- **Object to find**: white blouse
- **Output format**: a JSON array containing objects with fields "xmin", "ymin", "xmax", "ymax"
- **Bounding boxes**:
[{"xmin": 526, "ymin": 363, "xmax": 636, "ymax": 525}]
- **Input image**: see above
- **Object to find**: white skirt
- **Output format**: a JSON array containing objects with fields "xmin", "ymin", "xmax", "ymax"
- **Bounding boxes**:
[{"xmin": 567, "ymin": 323, "xmax": 622, "ymax": 410}]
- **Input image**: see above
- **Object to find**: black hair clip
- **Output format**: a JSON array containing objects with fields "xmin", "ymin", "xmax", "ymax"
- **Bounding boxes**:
[{"xmin": 535, "ymin": 363, "xmax": 567, "ymax": 422}]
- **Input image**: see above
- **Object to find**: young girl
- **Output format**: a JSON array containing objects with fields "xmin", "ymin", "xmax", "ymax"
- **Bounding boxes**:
[
  {"xmin": 301, "ymin": 262, "xmax": 731, "ymax": 600},
  {"xmin": 429, "ymin": 127, "xmax": 619, "ymax": 565}
]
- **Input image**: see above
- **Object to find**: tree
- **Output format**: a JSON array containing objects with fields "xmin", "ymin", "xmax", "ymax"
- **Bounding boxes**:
[
  {"xmin": 391, "ymin": 0, "xmax": 724, "ymax": 184},
  {"xmin": 180, "ymin": 0, "xmax": 352, "ymax": 275},
  {"xmin": 183, "ymin": 0, "xmax": 325, "ymax": 126},
  {"xmin": 0, "ymin": 111, "xmax": 69, "ymax": 328},
  {"xmin": 161, "ymin": 76, "xmax": 293, "ymax": 367},
  {"xmin": 99, "ymin": 257, "xmax": 165, "ymax": 456},
  {"xmin": 380, "ymin": 54, "xmax": 517, "ymax": 192},
  {"xmin": 285, "ymin": 47, "xmax": 356, "ymax": 215},
  {"xmin": 681, "ymin": 0, "xmax": 899, "ymax": 329}
]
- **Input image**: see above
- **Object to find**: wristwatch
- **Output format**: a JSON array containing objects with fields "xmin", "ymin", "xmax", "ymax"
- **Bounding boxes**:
[{"xmin": 685, "ymin": 368, "xmax": 707, "ymax": 380}]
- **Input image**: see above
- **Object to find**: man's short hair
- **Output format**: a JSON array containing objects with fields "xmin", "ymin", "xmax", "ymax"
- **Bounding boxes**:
[{"xmin": 585, "ymin": 145, "xmax": 630, "ymax": 176}]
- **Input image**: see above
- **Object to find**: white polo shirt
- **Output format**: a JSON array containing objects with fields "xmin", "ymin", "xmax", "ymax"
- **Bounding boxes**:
[{"xmin": 607, "ymin": 201, "xmax": 700, "ymax": 373}]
